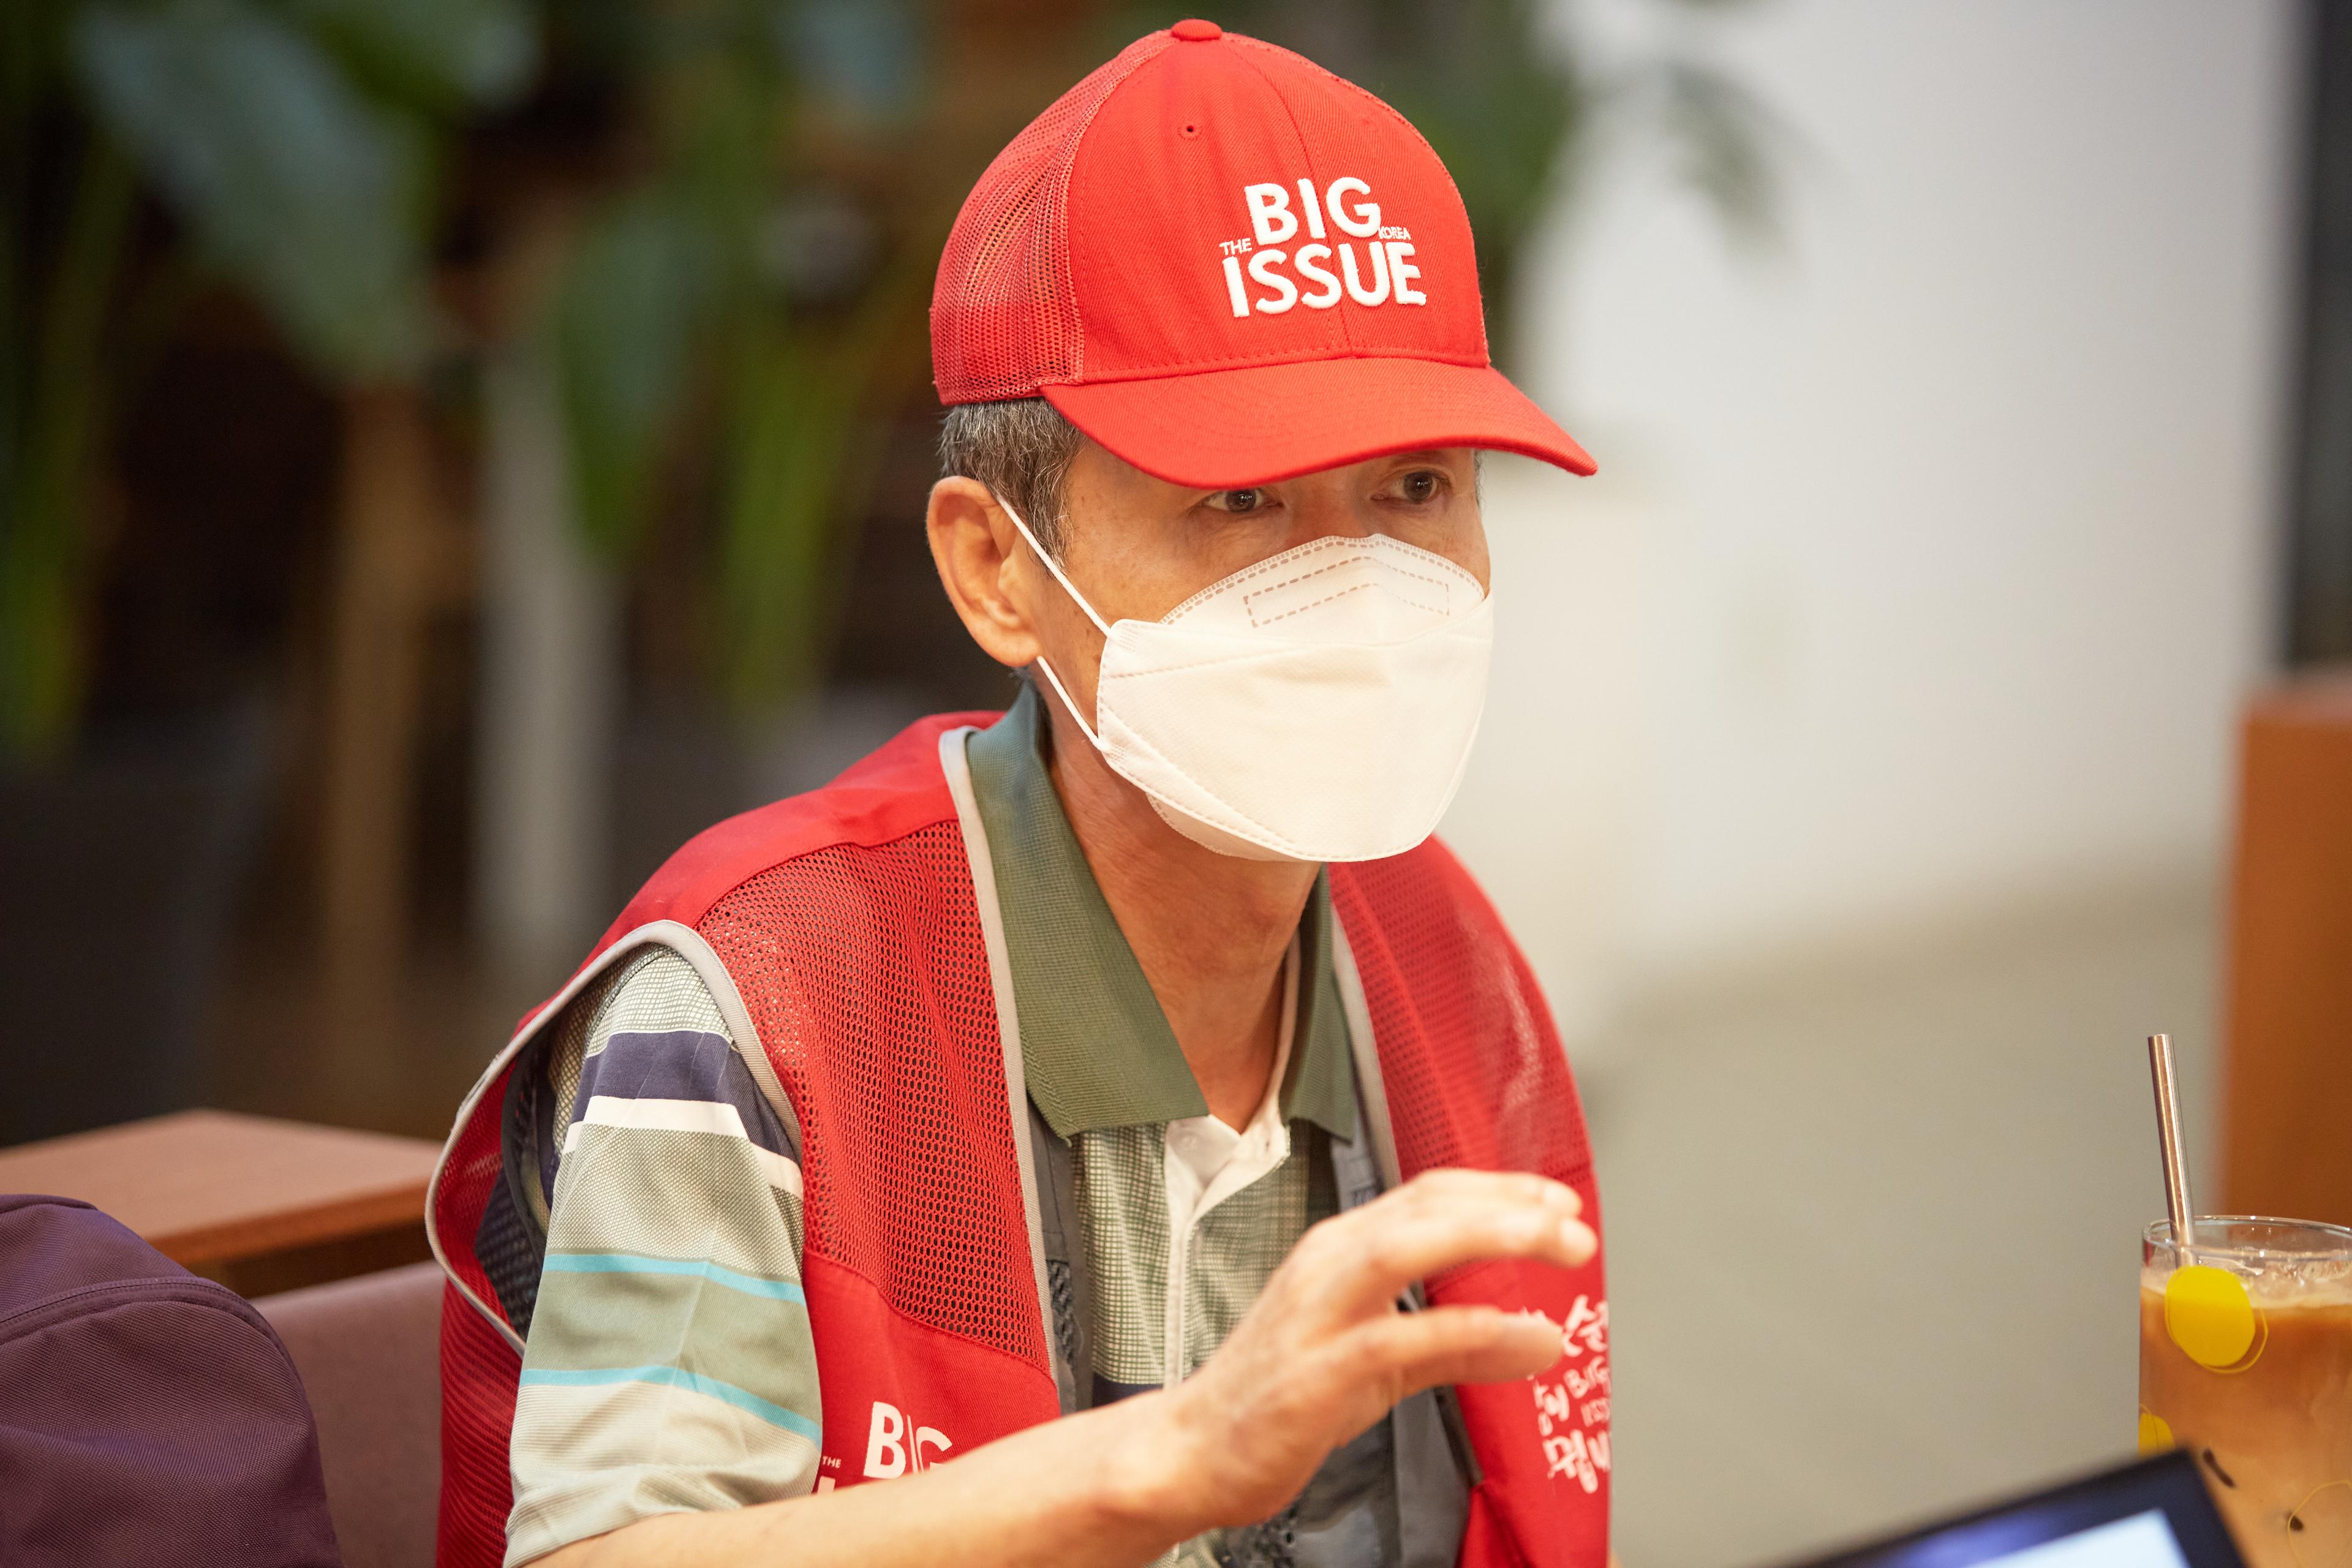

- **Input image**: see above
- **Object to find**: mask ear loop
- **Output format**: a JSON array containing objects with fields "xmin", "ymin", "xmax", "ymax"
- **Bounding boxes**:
[{"xmin": 992, "ymin": 491, "xmax": 1110, "ymax": 750}]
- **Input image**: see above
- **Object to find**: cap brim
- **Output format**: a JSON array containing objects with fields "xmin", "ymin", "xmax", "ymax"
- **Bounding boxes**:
[{"xmin": 1042, "ymin": 356, "xmax": 1595, "ymax": 489}]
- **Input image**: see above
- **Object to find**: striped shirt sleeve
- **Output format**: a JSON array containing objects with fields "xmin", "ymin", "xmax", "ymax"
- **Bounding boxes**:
[{"xmin": 505, "ymin": 946, "xmax": 821, "ymax": 1567}]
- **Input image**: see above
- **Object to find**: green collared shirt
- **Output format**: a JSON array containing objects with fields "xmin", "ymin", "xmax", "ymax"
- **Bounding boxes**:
[
  {"xmin": 970, "ymin": 686, "xmax": 1420, "ymax": 1568},
  {"xmin": 967, "ymin": 684, "xmax": 1357, "ymax": 1147}
]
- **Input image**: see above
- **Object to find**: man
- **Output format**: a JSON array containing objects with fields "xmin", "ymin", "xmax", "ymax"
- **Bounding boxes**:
[{"xmin": 431, "ymin": 20, "xmax": 1611, "ymax": 1568}]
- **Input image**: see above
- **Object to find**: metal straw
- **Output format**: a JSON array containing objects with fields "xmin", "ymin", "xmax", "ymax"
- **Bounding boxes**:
[{"xmin": 2147, "ymin": 1033, "xmax": 2196, "ymax": 1270}]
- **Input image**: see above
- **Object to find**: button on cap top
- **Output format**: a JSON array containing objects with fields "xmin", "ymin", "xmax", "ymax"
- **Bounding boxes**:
[{"xmin": 1171, "ymin": 18, "xmax": 1223, "ymax": 42}]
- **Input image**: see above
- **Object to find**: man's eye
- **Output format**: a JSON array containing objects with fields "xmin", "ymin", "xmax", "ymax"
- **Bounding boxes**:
[
  {"xmin": 1208, "ymin": 488, "xmax": 1270, "ymax": 514},
  {"xmin": 1398, "ymin": 470, "xmax": 1444, "ymax": 504}
]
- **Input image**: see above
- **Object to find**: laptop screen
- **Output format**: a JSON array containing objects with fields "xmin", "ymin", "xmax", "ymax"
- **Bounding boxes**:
[
  {"xmin": 1784, "ymin": 1452, "xmax": 2244, "ymax": 1568},
  {"xmin": 1988, "ymin": 1512, "xmax": 2190, "ymax": 1568}
]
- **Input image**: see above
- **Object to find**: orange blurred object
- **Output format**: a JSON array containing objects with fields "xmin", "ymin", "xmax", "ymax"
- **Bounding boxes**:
[{"xmin": 2221, "ymin": 673, "xmax": 2352, "ymax": 1226}]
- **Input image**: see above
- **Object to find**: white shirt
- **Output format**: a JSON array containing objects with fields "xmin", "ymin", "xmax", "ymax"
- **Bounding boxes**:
[{"xmin": 1158, "ymin": 937, "xmax": 1300, "ymax": 1386}]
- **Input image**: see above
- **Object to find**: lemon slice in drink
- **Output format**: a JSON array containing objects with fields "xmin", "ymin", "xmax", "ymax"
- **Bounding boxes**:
[{"xmin": 2164, "ymin": 1265, "xmax": 2256, "ymax": 1370}]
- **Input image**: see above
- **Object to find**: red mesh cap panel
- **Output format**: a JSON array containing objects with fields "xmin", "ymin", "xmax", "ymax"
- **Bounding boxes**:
[
  {"xmin": 699, "ymin": 824, "xmax": 1049, "ymax": 1375},
  {"xmin": 1331, "ymin": 840, "xmax": 1593, "ymax": 1186},
  {"xmin": 931, "ymin": 31, "xmax": 1177, "ymax": 403}
]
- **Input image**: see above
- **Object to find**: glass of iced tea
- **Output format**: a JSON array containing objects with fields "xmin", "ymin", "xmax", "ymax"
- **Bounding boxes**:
[{"xmin": 2139, "ymin": 1217, "xmax": 2352, "ymax": 1568}]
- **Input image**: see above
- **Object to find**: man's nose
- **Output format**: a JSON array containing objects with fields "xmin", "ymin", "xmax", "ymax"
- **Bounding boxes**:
[{"xmin": 1278, "ymin": 485, "xmax": 1380, "ymax": 551}]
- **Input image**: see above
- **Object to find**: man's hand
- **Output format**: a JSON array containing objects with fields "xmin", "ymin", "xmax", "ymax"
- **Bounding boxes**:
[
  {"xmin": 540, "ymin": 1168, "xmax": 1593, "ymax": 1567},
  {"xmin": 1110, "ymin": 1169, "xmax": 1598, "ymax": 1539}
]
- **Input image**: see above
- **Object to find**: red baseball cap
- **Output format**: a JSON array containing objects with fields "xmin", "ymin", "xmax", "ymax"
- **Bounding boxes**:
[{"xmin": 930, "ymin": 20, "xmax": 1596, "ymax": 489}]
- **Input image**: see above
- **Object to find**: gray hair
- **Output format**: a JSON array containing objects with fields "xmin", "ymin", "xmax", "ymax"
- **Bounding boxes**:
[{"xmin": 937, "ymin": 398, "xmax": 1084, "ymax": 562}]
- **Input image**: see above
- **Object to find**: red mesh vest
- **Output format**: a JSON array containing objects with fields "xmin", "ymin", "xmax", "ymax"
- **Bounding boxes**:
[{"xmin": 429, "ymin": 714, "xmax": 1610, "ymax": 1567}]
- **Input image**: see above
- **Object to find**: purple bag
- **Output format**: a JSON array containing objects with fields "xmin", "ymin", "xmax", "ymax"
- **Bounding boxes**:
[{"xmin": 0, "ymin": 1193, "xmax": 342, "ymax": 1566}]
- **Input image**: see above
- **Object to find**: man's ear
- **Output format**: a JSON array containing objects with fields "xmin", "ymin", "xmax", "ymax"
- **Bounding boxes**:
[{"xmin": 927, "ymin": 475, "xmax": 1044, "ymax": 671}]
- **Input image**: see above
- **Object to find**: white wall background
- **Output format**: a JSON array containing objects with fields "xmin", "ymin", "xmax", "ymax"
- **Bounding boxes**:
[{"xmin": 1442, "ymin": 0, "xmax": 2301, "ymax": 1039}]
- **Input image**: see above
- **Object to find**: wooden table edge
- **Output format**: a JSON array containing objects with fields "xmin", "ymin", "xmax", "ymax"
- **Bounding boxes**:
[{"xmin": 150, "ymin": 1184, "xmax": 433, "ymax": 1267}]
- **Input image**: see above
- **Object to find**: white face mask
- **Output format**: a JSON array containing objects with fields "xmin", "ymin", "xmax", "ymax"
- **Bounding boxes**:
[{"xmin": 995, "ymin": 493, "xmax": 1494, "ymax": 864}]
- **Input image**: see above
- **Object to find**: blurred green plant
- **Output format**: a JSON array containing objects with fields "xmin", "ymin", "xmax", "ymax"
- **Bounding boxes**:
[
  {"xmin": 2, "ymin": 0, "xmax": 1773, "ymax": 753},
  {"xmin": 543, "ymin": 0, "xmax": 944, "ymax": 716},
  {"xmin": 555, "ymin": 0, "xmax": 1775, "ymax": 718},
  {"xmin": 0, "ymin": 0, "xmax": 533, "ymax": 760}
]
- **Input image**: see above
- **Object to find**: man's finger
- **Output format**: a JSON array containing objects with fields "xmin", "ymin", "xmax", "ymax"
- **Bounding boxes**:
[
  {"xmin": 1340, "ymin": 1303, "xmax": 1564, "ymax": 1396},
  {"xmin": 1378, "ymin": 1168, "xmax": 1581, "ymax": 1219},
  {"xmin": 1302, "ymin": 1189, "xmax": 1596, "ymax": 1318}
]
